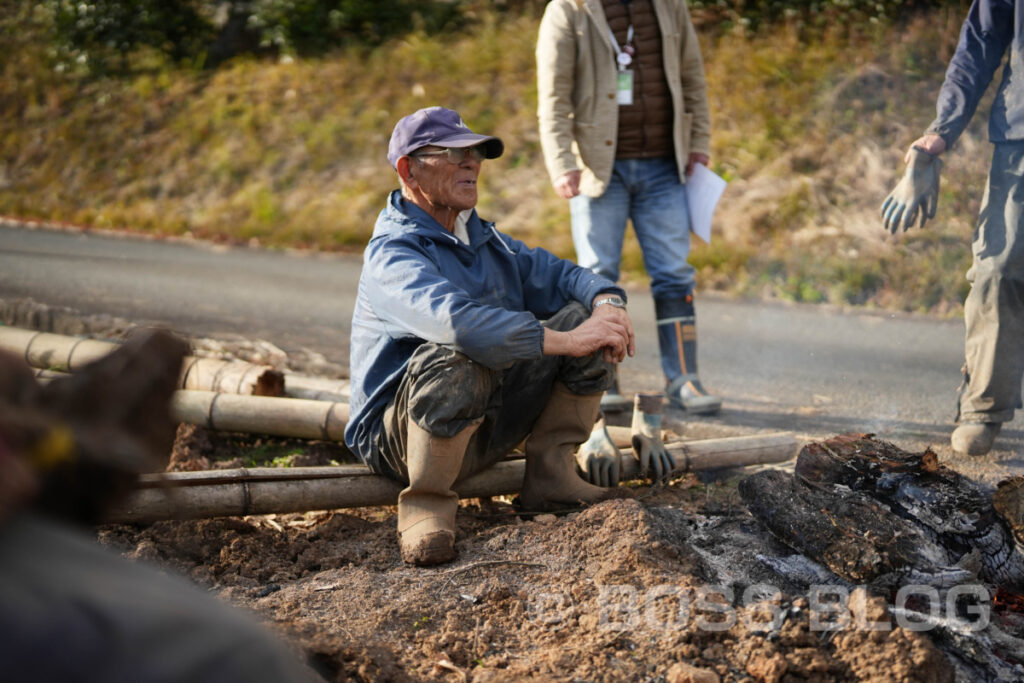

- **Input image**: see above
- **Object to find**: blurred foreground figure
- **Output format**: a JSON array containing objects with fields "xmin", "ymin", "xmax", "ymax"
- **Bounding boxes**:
[
  {"xmin": 0, "ymin": 330, "xmax": 320, "ymax": 683},
  {"xmin": 881, "ymin": 0, "xmax": 1024, "ymax": 456}
]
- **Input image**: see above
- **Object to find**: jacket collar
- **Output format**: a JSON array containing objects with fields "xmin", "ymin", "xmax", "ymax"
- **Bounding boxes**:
[
  {"xmin": 581, "ymin": 0, "xmax": 615, "ymax": 53},
  {"xmin": 378, "ymin": 189, "xmax": 490, "ymax": 247}
]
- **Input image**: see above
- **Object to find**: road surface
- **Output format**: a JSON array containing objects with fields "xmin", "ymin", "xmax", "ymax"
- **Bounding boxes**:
[{"xmin": 2, "ymin": 220, "xmax": 1022, "ymax": 479}]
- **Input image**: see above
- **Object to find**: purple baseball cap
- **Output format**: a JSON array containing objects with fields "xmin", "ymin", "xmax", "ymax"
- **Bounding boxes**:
[{"xmin": 387, "ymin": 106, "xmax": 504, "ymax": 168}]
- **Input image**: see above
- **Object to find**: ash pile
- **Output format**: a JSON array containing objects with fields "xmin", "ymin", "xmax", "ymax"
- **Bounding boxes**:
[{"xmin": 740, "ymin": 433, "xmax": 1024, "ymax": 681}]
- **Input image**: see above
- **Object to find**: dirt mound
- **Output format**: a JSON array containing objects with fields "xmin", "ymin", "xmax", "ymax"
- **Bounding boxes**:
[{"xmin": 98, "ymin": 482, "xmax": 958, "ymax": 682}]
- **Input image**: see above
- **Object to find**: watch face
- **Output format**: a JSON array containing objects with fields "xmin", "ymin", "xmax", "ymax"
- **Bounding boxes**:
[{"xmin": 598, "ymin": 296, "xmax": 625, "ymax": 308}]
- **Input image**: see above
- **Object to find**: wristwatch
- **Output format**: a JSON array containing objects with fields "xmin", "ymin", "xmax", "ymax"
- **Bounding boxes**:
[{"xmin": 593, "ymin": 295, "xmax": 626, "ymax": 310}]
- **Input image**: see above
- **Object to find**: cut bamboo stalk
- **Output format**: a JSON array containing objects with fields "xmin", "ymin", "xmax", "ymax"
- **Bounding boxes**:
[
  {"xmin": 668, "ymin": 433, "xmax": 799, "ymax": 471},
  {"xmin": 282, "ymin": 374, "xmax": 350, "ymax": 402},
  {"xmin": 0, "ymin": 325, "xmax": 284, "ymax": 396},
  {"xmin": 172, "ymin": 390, "xmax": 350, "ymax": 441},
  {"xmin": 180, "ymin": 356, "xmax": 284, "ymax": 396},
  {"xmin": 605, "ymin": 425, "xmax": 689, "ymax": 450},
  {"xmin": 606, "ymin": 425, "xmax": 633, "ymax": 448},
  {"xmin": 30, "ymin": 375, "xmax": 348, "ymax": 440},
  {"xmin": 0, "ymin": 326, "xmax": 119, "ymax": 371},
  {"xmin": 104, "ymin": 433, "xmax": 799, "ymax": 523}
]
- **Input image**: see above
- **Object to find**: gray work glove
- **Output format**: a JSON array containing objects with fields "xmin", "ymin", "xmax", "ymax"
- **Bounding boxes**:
[
  {"xmin": 881, "ymin": 146, "xmax": 942, "ymax": 233},
  {"xmin": 575, "ymin": 414, "xmax": 621, "ymax": 487},
  {"xmin": 631, "ymin": 393, "xmax": 675, "ymax": 482}
]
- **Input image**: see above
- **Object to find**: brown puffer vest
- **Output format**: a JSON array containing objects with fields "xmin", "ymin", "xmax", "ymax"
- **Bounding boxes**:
[{"xmin": 601, "ymin": 0, "xmax": 674, "ymax": 160}]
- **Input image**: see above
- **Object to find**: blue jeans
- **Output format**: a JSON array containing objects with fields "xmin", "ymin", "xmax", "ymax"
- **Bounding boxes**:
[{"xmin": 570, "ymin": 158, "xmax": 695, "ymax": 300}]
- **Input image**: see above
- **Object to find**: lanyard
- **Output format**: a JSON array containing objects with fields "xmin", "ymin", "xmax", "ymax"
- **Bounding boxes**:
[{"xmin": 608, "ymin": 24, "xmax": 634, "ymax": 70}]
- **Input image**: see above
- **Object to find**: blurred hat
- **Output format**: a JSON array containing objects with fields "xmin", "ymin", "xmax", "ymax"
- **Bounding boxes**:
[{"xmin": 387, "ymin": 106, "xmax": 504, "ymax": 168}]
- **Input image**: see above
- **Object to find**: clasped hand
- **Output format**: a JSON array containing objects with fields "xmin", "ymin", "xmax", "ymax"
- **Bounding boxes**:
[{"xmin": 569, "ymin": 304, "xmax": 635, "ymax": 363}]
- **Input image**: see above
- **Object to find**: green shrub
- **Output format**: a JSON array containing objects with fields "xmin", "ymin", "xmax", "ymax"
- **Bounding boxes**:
[
  {"xmin": 42, "ymin": 0, "xmax": 471, "ymax": 74},
  {"xmin": 249, "ymin": 0, "xmax": 466, "ymax": 55},
  {"xmin": 44, "ymin": 0, "xmax": 212, "ymax": 74},
  {"xmin": 690, "ymin": 0, "xmax": 965, "ymax": 33}
]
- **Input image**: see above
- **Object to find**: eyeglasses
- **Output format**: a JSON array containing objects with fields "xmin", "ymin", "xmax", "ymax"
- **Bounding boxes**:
[{"xmin": 412, "ymin": 146, "xmax": 486, "ymax": 164}]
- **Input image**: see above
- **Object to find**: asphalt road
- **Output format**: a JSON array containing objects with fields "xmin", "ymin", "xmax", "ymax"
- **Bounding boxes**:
[{"xmin": 3, "ymin": 220, "xmax": 1022, "ymax": 479}]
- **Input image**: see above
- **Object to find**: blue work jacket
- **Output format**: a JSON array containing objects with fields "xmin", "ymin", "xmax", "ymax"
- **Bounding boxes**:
[
  {"xmin": 928, "ymin": 0, "xmax": 1024, "ymax": 145},
  {"xmin": 344, "ymin": 190, "xmax": 624, "ymax": 468}
]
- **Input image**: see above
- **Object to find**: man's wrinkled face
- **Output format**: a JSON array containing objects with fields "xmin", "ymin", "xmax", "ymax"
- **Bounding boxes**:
[{"xmin": 408, "ymin": 145, "xmax": 484, "ymax": 213}]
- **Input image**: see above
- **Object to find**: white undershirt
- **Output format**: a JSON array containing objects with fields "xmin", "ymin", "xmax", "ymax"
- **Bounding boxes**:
[{"xmin": 453, "ymin": 210, "xmax": 472, "ymax": 244}]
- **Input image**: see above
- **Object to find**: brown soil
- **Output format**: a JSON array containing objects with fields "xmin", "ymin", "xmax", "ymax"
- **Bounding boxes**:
[{"xmin": 95, "ymin": 424, "xmax": 964, "ymax": 683}]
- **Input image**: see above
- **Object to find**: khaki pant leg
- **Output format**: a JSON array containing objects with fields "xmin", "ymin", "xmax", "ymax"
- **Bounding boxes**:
[{"xmin": 960, "ymin": 143, "xmax": 1024, "ymax": 423}]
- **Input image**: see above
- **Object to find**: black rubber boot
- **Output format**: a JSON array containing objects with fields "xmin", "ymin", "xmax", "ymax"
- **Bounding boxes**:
[
  {"xmin": 599, "ymin": 371, "xmax": 632, "ymax": 414},
  {"xmin": 655, "ymin": 295, "xmax": 722, "ymax": 415}
]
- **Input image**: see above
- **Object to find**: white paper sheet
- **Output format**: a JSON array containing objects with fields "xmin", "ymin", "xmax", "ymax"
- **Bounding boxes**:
[{"xmin": 685, "ymin": 162, "xmax": 727, "ymax": 245}]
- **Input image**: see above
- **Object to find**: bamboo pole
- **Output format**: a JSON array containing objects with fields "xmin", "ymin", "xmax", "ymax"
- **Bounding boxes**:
[
  {"xmin": 179, "ymin": 357, "xmax": 284, "ymax": 396},
  {"xmin": 281, "ymin": 374, "xmax": 350, "ymax": 402},
  {"xmin": 172, "ymin": 390, "xmax": 349, "ymax": 441},
  {"xmin": 28, "ymin": 377, "xmax": 352, "ymax": 443},
  {"xmin": 1, "ymin": 325, "xmax": 284, "ymax": 396},
  {"xmin": 31, "ymin": 374, "xmax": 350, "ymax": 441},
  {"xmin": 606, "ymin": 425, "xmax": 633, "ymax": 448},
  {"xmin": 0, "ymin": 326, "xmax": 118, "ymax": 372},
  {"xmin": 104, "ymin": 433, "xmax": 799, "ymax": 523},
  {"xmin": 31, "ymin": 354, "xmax": 342, "ymax": 403}
]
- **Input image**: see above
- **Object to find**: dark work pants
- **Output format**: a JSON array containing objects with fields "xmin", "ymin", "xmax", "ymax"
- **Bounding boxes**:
[{"xmin": 374, "ymin": 302, "xmax": 614, "ymax": 483}]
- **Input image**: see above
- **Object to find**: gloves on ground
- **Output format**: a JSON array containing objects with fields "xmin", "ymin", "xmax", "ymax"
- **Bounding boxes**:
[
  {"xmin": 631, "ymin": 393, "xmax": 675, "ymax": 482},
  {"xmin": 575, "ymin": 414, "xmax": 622, "ymax": 487},
  {"xmin": 881, "ymin": 146, "xmax": 942, "ymax": 233}
]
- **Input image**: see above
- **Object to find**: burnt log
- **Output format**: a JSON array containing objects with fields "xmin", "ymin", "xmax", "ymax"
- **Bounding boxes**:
[
  {"xmin": 794, "ymin": 434, "xmax": 1024, "ymax": 588},
  {"xmin": 994, "ymin": 477, "xmax": 1024, "ymax": 546},
  {"xmin": 738, "ymin": 469, "xmax": 967, "ymax": 588}
]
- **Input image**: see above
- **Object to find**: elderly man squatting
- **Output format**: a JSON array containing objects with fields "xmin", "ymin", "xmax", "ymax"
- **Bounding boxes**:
[{"xmin": 344, "ymin": 106, "xmax": 638, "ymax": 566}]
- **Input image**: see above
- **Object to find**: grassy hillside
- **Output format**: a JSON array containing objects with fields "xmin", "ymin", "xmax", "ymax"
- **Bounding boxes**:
[{"xmin": 1, "ymin": 2, "xmax": 985, "ymax": 314}]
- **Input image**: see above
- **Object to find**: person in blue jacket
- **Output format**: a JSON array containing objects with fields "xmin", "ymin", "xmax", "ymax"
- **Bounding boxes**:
[
  {"xmin": 345, "ymin": 107, "xmax": 638, "ymax": 566},
  {"xmin": 882, "ymin": 0, "xmax": 1024, "ymax": 456}
]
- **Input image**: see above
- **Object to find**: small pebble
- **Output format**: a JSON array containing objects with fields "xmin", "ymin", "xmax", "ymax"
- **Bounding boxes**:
[{"xmin": 255, "ymin": 583, "xmax": 281, "ymax": 598}]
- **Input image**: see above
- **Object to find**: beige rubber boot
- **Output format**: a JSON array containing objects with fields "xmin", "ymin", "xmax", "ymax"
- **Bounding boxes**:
[
  {"xmin": 398, "ymin": 419, "xmax": 480, "ymax": 566},
  {"xmin": 951, "ymin": 422, "xmax": 1001, "ymax": 456},
  {"xmin": 519, "ymin": 382, "xmax": 623, "ymax": 511}
]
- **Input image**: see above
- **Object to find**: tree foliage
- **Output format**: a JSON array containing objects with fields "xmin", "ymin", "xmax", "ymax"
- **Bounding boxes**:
[
  {"xmin": 39, "ymin": 0, "xmax": 970, "ymax": 76},
  {"xmin": 43, "ymin": 0, "xmax": 468, "ymax": 74},
  {"xmin": 45, "ymin": 0, "xmax": 212, "ymax": 73},
  {"xmin": 689, "ymin": 0, "xmax": 965, "ymax": 33}
]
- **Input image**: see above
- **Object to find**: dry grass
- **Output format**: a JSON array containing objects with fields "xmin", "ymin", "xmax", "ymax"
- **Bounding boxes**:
[{"xmin": 0, "ymin": 3, "xmax": 986, "ymax": 313}]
